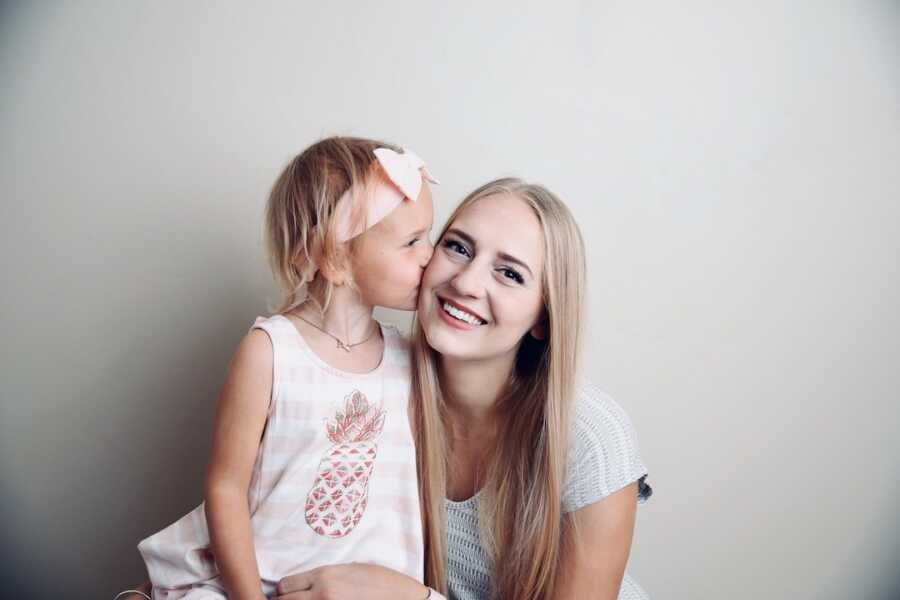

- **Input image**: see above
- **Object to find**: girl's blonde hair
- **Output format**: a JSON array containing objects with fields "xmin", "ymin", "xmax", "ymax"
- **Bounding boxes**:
[
  {"xmin": 265, "ymin": 136, "xmax": 400, "ymax": 315},
  {"xmin": 412, "ymin": 178, "xmax": 587, "ymax": 599}
]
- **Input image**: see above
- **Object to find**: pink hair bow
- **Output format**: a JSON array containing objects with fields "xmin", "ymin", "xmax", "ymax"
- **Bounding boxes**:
[{"xmin": 336, "ymin": 147, "xmax": 439, "ymax": 242}]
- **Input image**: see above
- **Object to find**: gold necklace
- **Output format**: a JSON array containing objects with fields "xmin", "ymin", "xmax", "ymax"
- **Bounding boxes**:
[{"xmin": 291, "ymin": 312, "xmax": 378, "ymax": 352}]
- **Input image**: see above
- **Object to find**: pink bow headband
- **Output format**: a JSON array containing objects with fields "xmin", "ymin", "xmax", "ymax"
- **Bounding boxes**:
[{"xmin": 335, "ymin": 147, "xmax": 439, "ymax": 242}]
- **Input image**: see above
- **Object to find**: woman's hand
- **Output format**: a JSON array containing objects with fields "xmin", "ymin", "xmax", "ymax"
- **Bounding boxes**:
[{"xmin": 274, "ymin": 563, "xmax": 428, "ymax": 600}]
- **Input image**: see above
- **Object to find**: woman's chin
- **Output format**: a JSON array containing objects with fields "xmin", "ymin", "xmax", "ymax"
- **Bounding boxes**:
[{"xmin": 421, "ymin": 322, "xmax": 456, "ymax": 356}]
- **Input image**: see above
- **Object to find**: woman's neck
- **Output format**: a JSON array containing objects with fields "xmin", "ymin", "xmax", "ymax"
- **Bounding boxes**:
[
  {"xmin": 440, "ymin": 354, "xmax": 515, "ymax": 501},
  {"xmin": 439, "ymin": 354, "xmax": 513, "ymax": 433}
]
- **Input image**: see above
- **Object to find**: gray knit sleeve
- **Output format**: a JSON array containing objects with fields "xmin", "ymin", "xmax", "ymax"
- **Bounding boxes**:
[{"xmin": 562, "ymin": 383, "xmax": 652, "ymax": 514}]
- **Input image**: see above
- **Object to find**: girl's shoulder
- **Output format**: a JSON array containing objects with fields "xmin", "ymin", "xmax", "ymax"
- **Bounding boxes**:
[
  {"xmin": 253, "ymin": 314, "xmax": 409, "ymax": 348},
  {"xmin": 250, "ymin": 313, "xmax": 293, "ymax": 337},
  {"xmin": 381, "ymin": 322, "xmax": 410, "ymax": 349},
  {"xmin": 377, "ymin": 320, "xmax": 404, "ymax": 340},
  {"xmin": 248, "ymin": 315, "xmax": 412, "ymax": 377},
  {"xmin": 223, "ymin": 316, "xmax": 281, "ymax": 376}
]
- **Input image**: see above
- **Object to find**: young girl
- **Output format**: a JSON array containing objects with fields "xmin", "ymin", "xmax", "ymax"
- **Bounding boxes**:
[{"xmin": 126, "ymin": 137, "xmax": 439, "ymax": 600}]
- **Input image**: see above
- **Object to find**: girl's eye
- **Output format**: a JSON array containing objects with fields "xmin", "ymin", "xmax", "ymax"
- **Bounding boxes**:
[
  {"xmin": 406, "ymin": 238, "xmax": 420, "ymax": 247},
  {"xmin": 499, "ymin": 268, "xmax": 524, "ymax": 284},
  {"xmin": 442, "ymin": 238, "xmax": 470, "ymax": 257}
]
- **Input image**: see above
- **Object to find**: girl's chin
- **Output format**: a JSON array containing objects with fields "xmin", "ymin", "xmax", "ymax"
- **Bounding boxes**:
[{"xmin": 388, "ymin": 291, "xmax": 420, "ymax": 312}]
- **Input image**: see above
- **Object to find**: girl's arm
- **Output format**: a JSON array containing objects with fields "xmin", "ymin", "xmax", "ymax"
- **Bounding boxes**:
[
  {"xmin": 554, "ymin": 481, "xmax": 639, "ymax": 600},
  {"xmin": 204, "ymin": 329, "xmax": 274, "ymax": 600}
]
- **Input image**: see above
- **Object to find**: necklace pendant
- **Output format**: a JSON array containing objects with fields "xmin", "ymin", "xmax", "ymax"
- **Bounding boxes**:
[{"xmin": 336, "ymin": 339, "xmax": 351, "ymax": 352}]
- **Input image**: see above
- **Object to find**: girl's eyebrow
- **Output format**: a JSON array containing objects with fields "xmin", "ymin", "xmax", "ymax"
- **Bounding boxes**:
[
  {"xmin": 404, "ymin": 226, "xmax": 430, "ymax": 238},
  {"xmin": 445, "ymin": 227, "xmax": 533, "ymax": 278}
]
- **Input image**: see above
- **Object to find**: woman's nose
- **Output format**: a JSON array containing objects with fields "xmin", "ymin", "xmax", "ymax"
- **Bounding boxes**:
[{"xmin": 450, "ymin": 262, "xmax": 485, "ymax": 298}]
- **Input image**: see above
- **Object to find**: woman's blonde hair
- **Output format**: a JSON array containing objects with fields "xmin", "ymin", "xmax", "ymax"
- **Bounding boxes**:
[
  {"xmin": 412, "ymin": 178, "xmax": 587, "ymax": 599},
  {"xmin": 265, "ymin": 136, "xmax": 400, "ymax": 315}
]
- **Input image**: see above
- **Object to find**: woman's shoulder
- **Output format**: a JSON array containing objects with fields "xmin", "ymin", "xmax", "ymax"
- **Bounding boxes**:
[
  {"xmin": 563, "ymin": 382, "xmax": 652, "ymax": 512},
  {"xmin": 572, "ymin": 382, "xmax": 637, "ymax": 434}
]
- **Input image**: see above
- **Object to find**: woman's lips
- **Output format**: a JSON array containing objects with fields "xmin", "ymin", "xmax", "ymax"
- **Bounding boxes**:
[
  {"xmin": 438, "ymin": 296, "xmax": 488, "ymax": 323},
  {"xmin": 435, "ymin": 296, "xmax": 484, "ymax": 331},
  {"xmin": 436, "ymin": 297, "xmax": 483, "ymax": 331}
]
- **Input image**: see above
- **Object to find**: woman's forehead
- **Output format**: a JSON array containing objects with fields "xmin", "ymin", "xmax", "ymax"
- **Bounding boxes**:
[
  {"xmin": 452, "ymin": 194, "xmax": 539, "ymax": 233},
  {"xmin": 449, "ymin": 194, "xmax": 544, "ymax": 265}
]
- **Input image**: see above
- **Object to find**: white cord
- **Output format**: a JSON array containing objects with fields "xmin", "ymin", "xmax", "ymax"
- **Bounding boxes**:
[{"xmin": 113, "ymin": 590, "xmax": 151, "ymax": 600}]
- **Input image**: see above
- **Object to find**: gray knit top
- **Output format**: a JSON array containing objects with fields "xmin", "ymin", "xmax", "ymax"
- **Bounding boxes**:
[{"xmin": 444, "ymin": 383, "xmax": 652, "ymax": 600}]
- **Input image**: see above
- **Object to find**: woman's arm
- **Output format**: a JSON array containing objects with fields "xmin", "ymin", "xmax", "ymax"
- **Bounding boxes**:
[
  {"xmin": 274, "ymin": 563, "xmax": 434, "ymax": 600},
  {"xmin": 555, "ymin": 482, "xmax": 638, "ymax": 600},
  {"xmin": 203, "ymin": 329, "xmax": 274, "ymax": 600}
]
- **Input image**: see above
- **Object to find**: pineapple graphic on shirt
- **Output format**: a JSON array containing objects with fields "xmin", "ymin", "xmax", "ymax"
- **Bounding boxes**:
[{"xmin": 305, "ymin": 390, "xmax": 386, "ymax": 538}]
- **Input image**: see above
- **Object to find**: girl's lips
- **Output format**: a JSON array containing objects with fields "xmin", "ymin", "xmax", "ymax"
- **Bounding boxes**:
[{"xmin": 436, "ymin": 297, "xmax": 483, "ymax": 331}]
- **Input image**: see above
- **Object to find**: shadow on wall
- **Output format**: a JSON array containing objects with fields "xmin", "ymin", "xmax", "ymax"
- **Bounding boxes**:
[
  {"xmin": 99, "ymin": 273, "xmax": 270, "ymax": 595},
  {"xmin": 2, "ymin": 204, "xmax": 271, "ymax": 598},
  {"xmin": 871, "ymin": 530, "xmax": 900, "ymax": 600},
  {"xmin": 104, "ymin": 294, "xmax": 269, "ymax": 597}
]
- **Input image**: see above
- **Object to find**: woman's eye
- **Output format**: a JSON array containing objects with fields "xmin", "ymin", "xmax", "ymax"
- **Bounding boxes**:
[
  {"xmin": 500, "ymin": 268, "xmax": 524, "ymax": 284},
  {"xmin": 442, "ymin": 239, "xmax": 470, "ymax": 257}
]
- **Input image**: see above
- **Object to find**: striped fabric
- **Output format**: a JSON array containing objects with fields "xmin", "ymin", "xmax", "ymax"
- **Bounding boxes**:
[
  {"xmin": 138, "ymin": 315, "xmax": 423, "ymax": 599},
  {"xmin": 444, "ymin": 383, "xmax": 652, "ymax": 600}
]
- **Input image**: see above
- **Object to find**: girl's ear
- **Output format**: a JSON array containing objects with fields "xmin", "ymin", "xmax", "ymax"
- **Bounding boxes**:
[
  {"xmin": 320, "ymin": 264, "xmax": 351, "ymax": 286},
  {"xmin": 310, "ymin": 242, "xmax": 352, "ymax": 287},
  {"xmin": 294, "ymin": 241, "xmax": 350, "ymax": 286}
]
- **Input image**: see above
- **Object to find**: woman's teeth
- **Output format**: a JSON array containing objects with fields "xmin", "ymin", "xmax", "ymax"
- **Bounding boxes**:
[{"xmin": 442, "ymin": 302, "xmax": 485, "ymax": 325}]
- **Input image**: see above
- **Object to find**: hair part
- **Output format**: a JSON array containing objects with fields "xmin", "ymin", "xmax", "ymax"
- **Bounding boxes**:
[
  {"xmin": 264, "ymin": 136, "xmax": 400, "ymax": 316},
  {"xmin": 413, "ymin": 178, "xmax": 587, "ymax": 599}
]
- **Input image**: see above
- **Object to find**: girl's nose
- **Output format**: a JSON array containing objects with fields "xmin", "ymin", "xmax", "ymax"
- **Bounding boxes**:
[{"xmin": 420, "ymin": 239, "xmax": 435, "ymax": 267}]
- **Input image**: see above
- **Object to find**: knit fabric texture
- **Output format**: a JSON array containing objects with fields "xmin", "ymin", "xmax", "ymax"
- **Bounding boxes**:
[{"xmin": 444, "ymin": 383, "xmax": 652, "ymax": 600}]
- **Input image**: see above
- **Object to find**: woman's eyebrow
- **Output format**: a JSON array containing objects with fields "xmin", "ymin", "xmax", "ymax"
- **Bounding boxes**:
[
  {"xmin": 446, "ymin": 227, "xmax": 533, "ymax": 278},
  {"xmin": 497, "ymin": 251, "xmax": 533, "ymax": 278},
  {"xmin": 445, "ymin": 227, "xmax": 475, "ymax": 246}
]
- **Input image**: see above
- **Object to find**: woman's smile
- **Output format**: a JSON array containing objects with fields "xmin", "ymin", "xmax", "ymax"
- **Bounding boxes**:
[
  {"xmin": 417, "ymin": 192, "xmax": 545, "ymax": 365},
  {"xmin": 436, "ymin": 296, "xmax": 488, "ymax": 329}
]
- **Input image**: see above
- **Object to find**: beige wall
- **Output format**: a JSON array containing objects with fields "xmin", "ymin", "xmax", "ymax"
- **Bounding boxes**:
[{"xmin": 2, "ymin": 1, "xmax": 898, "ymax": 598}]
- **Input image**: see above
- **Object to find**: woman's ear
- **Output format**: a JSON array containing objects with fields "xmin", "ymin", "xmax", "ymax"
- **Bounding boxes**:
[{"xmin": 529, "ymin": 317, "xmax": 547, "ymax": 341}]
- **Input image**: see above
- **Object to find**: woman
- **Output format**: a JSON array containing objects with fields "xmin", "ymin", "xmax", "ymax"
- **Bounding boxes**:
[
  {"xmin": 121, "ymin": 178, "xmax": 651, "ymax": 600},
  {"xmin": 275, "ymin": 179, "xmax": 651, "ymax": 600}
]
